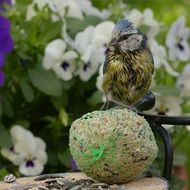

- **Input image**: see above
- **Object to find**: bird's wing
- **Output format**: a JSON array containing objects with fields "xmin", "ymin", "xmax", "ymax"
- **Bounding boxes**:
[{"xmin": 103, "ymin": 57, "xmax": 109, "ymax": 74}]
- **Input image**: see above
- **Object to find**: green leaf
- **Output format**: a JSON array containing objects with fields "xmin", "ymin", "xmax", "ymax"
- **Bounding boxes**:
[
  {"xmin": 3, "ymin": 97, "xmax": 14, "ymax": 118},
  {"xmin": 92, "ymin": 0, "xmax": 111, "ymax": 9},
  {"xmin": 87, "ymin": 91, "xmax": 103, "ymax": 106},
  {"xmin": 152, "ymin": 85, "xmax": 180, "ymax": 96},
  {"xmin": 59, "ymin": 108, "xmax": 69, "ymax": 126},
  {"xmin": 173, "ymin": 152, "xmax": 187, "ymax": 166},
  {"xmin": 0, "ymin": 168, "xmax": 9, "ymax": 180},
  {"xmin": 0, "ymin": 124, "xmax": 12, "ymax": 148},
  {"xmin": 15, "ymin": 0, "xmax": 32, "ymax": 5},
  {"xmin": 28, "ymin": 66, "xmax": 62, "ymax": 96},
  {"xmin": 20, "ymin": 80, "xmax": 34, "ymax": 102},
  {"xmin": 58, "ymin": 148, "xmax": 71, "ymax": 167},
  {"xmin": 66, "ymin": 16, "xmax": 101, "ymax": 38},
  {"xmin": 14, "ymin": 120, "xmax": 30, "ymax": 129},
  {"xmin": 85, "ymin": 16, "xmax": 102, "ymax": 25},
  {"xmin": 66, "ymin": 17, "xmax": 88, "ymax": 38},
  {"xmin": 39, "ymin": 21, "xmax": 63, "ymax": 44},
  {"xmin": 51, "ymin": 91, "xmax": 68, "ymax": 110}
]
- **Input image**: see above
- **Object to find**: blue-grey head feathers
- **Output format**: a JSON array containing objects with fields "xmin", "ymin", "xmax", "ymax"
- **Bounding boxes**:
[{"xmin": 111, "ymin": 19, "xmax": 147, "ymax": 51}]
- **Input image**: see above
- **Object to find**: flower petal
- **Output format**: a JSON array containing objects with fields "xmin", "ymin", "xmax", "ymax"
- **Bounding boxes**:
[
  {"xmin": 126, "ymin": 9, "xmax": 143, "ymax": 27},
  {"xmin": 176, "ymin": 40, "xmax": 190, "ymax": 61},
  {"xmin": 19, "ymin": 160, "xmax": 44, "ymax": 176},
  {"xmin": 1, "ymin": 148, "xmax": 23, "ymax": 165},
  {"xmin": 74, "ymin": 26, "xmax": 94, "ymax": 54},
  {"xmin": 53, "ymin": 63, "xmax": 73, "ymax": 81},
  {"xmin": 35, "ymin": 150, "xmax": 48, "ymax": 164},
  {"xmin": 10, "ymin": 125, "xmax": 33, "ymax": 142},
  {"xmin": 62, "ymin": 51, "xmax": 78, "ymax": 60},
  {"xmin": 43, "ymin": 39, "xmax": 66, "ymax": 69}
]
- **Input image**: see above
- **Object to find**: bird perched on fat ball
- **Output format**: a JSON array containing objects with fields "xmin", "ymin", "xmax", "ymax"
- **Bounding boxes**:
[{"xmin": 102, "ymin": 19, "xmax": 154, "ymax": 110}]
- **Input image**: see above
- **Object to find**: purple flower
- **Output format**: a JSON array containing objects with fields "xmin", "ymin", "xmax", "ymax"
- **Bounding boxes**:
[
  {"xmin": 70, "ymin": 157, "xmax": 78, "ymax": 170},
  {"xmin": 0, "ymin": 15, "xmax": 14, "ymax": 86}
]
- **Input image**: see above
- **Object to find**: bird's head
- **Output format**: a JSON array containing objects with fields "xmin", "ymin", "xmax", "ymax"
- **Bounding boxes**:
[{"xmin": 109, "ymin": 19, "xmax": 147, "ymax": 52}]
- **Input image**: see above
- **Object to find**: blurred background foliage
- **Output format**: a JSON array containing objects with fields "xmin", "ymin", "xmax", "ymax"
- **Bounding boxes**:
[{"xmin": 0, "ymin": 0, "xmax": 190, "ymax": 189}]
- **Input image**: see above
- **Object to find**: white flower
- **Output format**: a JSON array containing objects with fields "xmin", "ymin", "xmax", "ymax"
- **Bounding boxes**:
[
  {"xmin": 126, "ymin": 8, "xmax": 160, "ymax": 40},
  {"xmin": 74, "ymin": 21, "xmax": 114, "ymax": 81},
  {"xmin": 148, "ymin": 95, "xmax": 182, "ymax": 115},
  {"xmin": 166, "ymin": 16, "xmax": 190, "ymax": 61},
  {"xmin": 1, "ymin": 147, "xmax": 23, "ymax": 166},
  {"xmin": 126, "ymin": 9, "xmax": 143, "ymax": 27},
  {"xmin": 16, "ymin": 137, "xmax": 48, "ymax": 176},
  {"xmin": 26, "ymin": 0, "xmax": 83, "ymax": 21},
  {"xmin": 49, "ymin": 0, "xmax": 84, "ymax": 20},
  {"xmin": 1, "ymin": 125, "xmax": 48, "ymax": 176},
  {"xmin": 177, "ymin": 64, "xmax": 190, "ymax": 97},
  {"xmin": 42, "ymin": 39, "xmax": 78, "ymax": 81},
  {"xmin": 146, "ymin": 95, "xmax": 182, "ymax": 129},
  {"xmin": 150, "ymin": 40, "xmax": 179, "ymax": 76},
  {"xmin": 26, "ymin": 0, "xmax": 110, "ymax": 21},
  {"xmin": 76, "ymin": 0, "xmax": 111, "ymax": 19}
]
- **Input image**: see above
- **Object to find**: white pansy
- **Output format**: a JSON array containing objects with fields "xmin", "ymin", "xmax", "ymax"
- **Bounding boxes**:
[
  {"xmin": 15, "ymin": 136, "xmax": 48, "ymax": 176},
  {"xmin": 74, "ymin": 21, "xmax": 114, "ymax": 81},
  {"xmin": 1, "ymin": 147, "xmax": 23, "ymax": 166},
  {"xmin": 42, "ymin": 39, "xmax": 78, "ymax": 81},
  {"xmin": 143, "ymin": 9, "xmax": 160, "ymax": 39},
  {"xmin": 126, "ymin": 9, "xmax": 143, "ymax": 27},
  {"xmin": 76, "ymin": 0, "xmax": 111, "ymax": 19},
  {"xmin": 1, "ymin": 125, "xmax": 48, "ymax": 176},
  {"xmin": 49, "ymin": 0, "xmax": 84, "ymax": 20},
  {"xmin": 177, "ymin": 64, "xmax": 190, "ymax": 97},
  {"xmin": 126, "ymin": 8, "xmax": 160, "ymax": 40},
  {"xmin": 92, "ymin": 21, "xmax": 114, "ymax": 48},
  {"xmin": 26, "ymin": 0, "xmax": 110, "ymax": 21},
  {"xmin": 26, "ymin": 0, "xmax": 83, "ymax": 21},
  {"xmin": 150, "ymin": 40, "xmax": 178, "ymax": 76},
  {"xmin": 148, "ymin": 95, "xmax": 182, "ymax": 115},
  {"xmin": 146, "ymin": 95, "xmax": 182, "ymax": 129},
  {"xmin": 166, "ymin": 16, "xmax": 190, "ymax": 61}
]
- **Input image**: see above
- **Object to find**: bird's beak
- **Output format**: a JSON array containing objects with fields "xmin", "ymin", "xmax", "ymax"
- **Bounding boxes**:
[{"xmin": 109, "ymin": 39, "xmax": 118, "ymax": 46}]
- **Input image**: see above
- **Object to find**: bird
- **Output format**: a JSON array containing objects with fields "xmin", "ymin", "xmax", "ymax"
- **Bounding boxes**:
[{"xmin": 101, "ymin": 19, "xmax": 154, "ymax": 110}]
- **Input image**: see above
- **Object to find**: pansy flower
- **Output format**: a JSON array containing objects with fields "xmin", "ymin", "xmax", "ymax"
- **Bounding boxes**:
[
  {"xmin": 74, "ymin": 21, "xmax": 114, "ymax": 81},
  {"xmin": 126, "ymin": 8, "xmax": 160, "ymax": 41},
  {"xmin": 146, "ymin": 95, "xmax": 182, "ymax": 129},
  {"xmin": 0, "ymin": 15, "xmax": 14, "ymax": 86},
  {"xmin": 166, "ymin": 16, "xmax": 190, "ymax": 61},
  {"xmin": 177, "ymin": 64, "xmax": 190, "ymax": 97},
  {"xmin": 150, "ymin": 40, "xmax": 178, "ymax": 76},
  {"xmin": 1, "ymin": 125, "xmax": 48, "ymax": 176},
  {"xmin": 42, "ymin": 39, "xmax": 78, "ymax": 81}
]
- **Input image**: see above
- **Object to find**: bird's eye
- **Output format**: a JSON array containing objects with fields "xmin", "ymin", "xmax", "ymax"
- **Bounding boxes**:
[{"xmin": 122, "ymin": 35, "xmax": 129, "ymax": 40}]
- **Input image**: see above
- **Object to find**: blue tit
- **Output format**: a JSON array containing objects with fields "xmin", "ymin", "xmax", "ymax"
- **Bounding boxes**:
[{"xmin": 102, "ymin": 19, "xmax": 154, "ymax": 107}]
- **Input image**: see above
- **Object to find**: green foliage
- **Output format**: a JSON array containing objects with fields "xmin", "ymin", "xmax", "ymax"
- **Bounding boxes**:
[
  {"xmin": 0, "ymin": 1, "xmax": 190, "ymax": 189},
  {"xmin": 66, "ymin": 16, "xmax": 102, "ymax": 38},
  {"xmin": 0, "ymin": 124, "xmax": 12, "ymax": 148},
  {"xmin": 28, "ymin": 66, "xmax": 62, "ymax": 96},
  {"xmin": 20, "ymin": 80, "xmax": 34, "ymax": 102}
]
